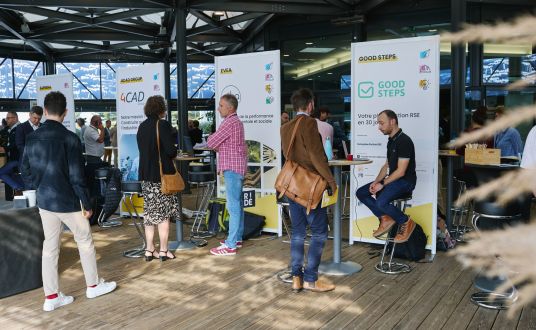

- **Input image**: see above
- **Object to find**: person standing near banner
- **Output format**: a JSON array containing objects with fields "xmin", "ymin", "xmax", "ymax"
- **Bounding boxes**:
[
  {"xmin": 281, "ymin": 88, "xmax": 336, "ymax": 293},
  {"xmin": 356, "ymin": 109, "xmax": 417, "ymax": 243},
  {"xmin": 208, "ymin": 94, "xmax": 247, "ymax": 256},
  {"xmin": 21, "ymin": 91, "xmax": 116, "ymax": 312}
]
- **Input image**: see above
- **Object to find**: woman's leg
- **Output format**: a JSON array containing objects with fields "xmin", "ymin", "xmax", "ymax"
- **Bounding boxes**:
[{"xmin": 157, "ymin": 220, "xmax": 173, "ymax": 258}]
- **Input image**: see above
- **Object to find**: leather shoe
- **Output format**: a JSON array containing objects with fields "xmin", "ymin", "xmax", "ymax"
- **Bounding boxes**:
[
  {"xmin": 292, "ymin": 276, "xmax": 303, "ymax": 292},
  {"xmin": 373, "ymin": 215, "xmax": 396, "ymax": 238},
  {"xmin": 394, "ymin": 218, "xmax": 416, "ymax": 243},
  {"xmin": 303, "ymin": 277, "xmax": 335, "ymax": 293}
]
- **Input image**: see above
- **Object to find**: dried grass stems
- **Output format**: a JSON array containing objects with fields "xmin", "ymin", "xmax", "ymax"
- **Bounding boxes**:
[
  {"xmin": 455, "ymin": 169, "xmax": 536, "ymax": 207},
  {"xmin": 448, "ymin": 104, "xmax": 536, "ymax": 148},
  {"xmin": 441, "ymin": 15, "xmax": 536, "ymax": 44},
  {"xmin": 450, "ymin": 224, "xmax": 536, "ymax": 315},
  {"xmin": 441, "ymin": 14, "xmax": 536, "ymax": 314}
]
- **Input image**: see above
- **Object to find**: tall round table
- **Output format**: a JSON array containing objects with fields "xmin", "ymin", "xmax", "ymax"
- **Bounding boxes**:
[
  {"xmin": 318, "ymin": 158, "xmax": 373, "ymax": 276},
  {"xmin": 168, "ymin": 155, "xmax": 203, "ymax": 251}
]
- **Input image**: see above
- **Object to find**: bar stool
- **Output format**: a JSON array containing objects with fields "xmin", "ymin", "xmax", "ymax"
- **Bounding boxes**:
[
  {"xmin": 375, "ymin": 193, "xmax": 413, "ymax": 274},
  {"xmin": 276, "ymin": 197, "xmax": 293, "ymax": 284},
  {"xmin": 469, "ymin": 199, "xmax": 524, "ymax": 309},
  {"xmin": 189, "ymin": 170, "xmax": 216, "ymax": 240},
  {"xmin": 451, "ymin": 177, "xmax": 471, "ymax": 242},
  {"xmin": 95, "ymin": 167, "xmax": 122, "ymax": 228},
  {"xmin": 121, "ymin": 181, "xmax": 146, "ymax": 258}
]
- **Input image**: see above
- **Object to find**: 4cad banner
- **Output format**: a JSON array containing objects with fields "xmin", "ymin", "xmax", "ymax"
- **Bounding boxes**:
[
  {"xmin": 215, "ymin": 50, "xmax": 282, "ymax": 235},
  {"xmin": 116, "ymin": 63, "xmax": 165, "ymax": 214},
  {"xmin": 36, "ymin": 74, "xmax": 75, "ymax": 132},
  {"xmin": 350, "ymin": 36, "xmax": 439, "ymax": 253}
]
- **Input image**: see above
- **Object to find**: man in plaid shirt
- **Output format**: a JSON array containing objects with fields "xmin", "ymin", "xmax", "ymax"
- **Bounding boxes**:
[{"xmin": 208, "ymin": 94, "xmax": 247, "ymax": 255}]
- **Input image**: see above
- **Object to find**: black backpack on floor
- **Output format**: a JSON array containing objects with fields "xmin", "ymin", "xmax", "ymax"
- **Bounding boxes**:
[{"xmin": 387, "ymin": 222, "xmax": 427, "ymax": 261}]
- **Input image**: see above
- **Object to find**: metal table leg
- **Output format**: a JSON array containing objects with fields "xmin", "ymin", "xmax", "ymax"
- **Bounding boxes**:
[
  {"xmin": 168, "ymin": 192, "xmax": 196, "ymax": 251},
  {"xmin": 319, "ymin": 165, "xmax": 362, "ymax": 276}
]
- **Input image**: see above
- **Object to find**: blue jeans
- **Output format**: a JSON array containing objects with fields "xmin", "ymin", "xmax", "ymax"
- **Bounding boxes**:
[
  {"xmin": 289, "ymin": 200, "xmax": 328, "ymax": 283},
  {"xmin": 224, "ymin": 170, "xmax": 244, "ymax": 249},
  {"xmin": 356, "ymin": 179, "xmax": 415, "ymax": 224},
  {"xmin": 0, "ymin": 161, "xmax": 24, "ymax": 190}
]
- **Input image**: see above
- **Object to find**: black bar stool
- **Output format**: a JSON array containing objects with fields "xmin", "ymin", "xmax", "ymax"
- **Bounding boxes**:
[
  {"xmin": 95, "ymin": 167, "xmax": 122, "ymax": 228},
  {"xmin": 375, "ymin": 194, "xmax": 413, "ymax": 274},
  {"xmin": 469, "ymin": 199, "xmax": 524, "ymax": 309},
  {"xmin": 121, "ymin": 181, "xmax": 146, "ymax": 258}
]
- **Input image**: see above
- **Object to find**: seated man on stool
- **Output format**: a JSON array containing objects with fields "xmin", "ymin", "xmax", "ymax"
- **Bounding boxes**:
[{"xmin": 356, "ymin": 109, "xmax": 417, "ymax": 243}]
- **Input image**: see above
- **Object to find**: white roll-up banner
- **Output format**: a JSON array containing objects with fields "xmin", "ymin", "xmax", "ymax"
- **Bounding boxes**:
[
  {"xmin": 116, "ymin": 64, "xmax": 165, "ymax": 214},
  {"xmin": 350, "ymin": 36, "xmax": 439, "ymax": 253},
  {"xmin": 215, "ymin": 50, "xmax": 282, "ymax": 235},
  {"xmin": 116, "ymin": 63, "xmax": 165, "ymax": 182},
  {"xmin": 36, "ymin": 74, "xmax": 75, "ymax": 132}
]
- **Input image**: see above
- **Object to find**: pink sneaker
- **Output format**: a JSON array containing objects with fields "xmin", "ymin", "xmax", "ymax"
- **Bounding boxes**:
[
  {"xmin": 210, "ymin": 244, "xmax": 237, "ymax": 256},
  {"xmin": 219, "ymin": 240, "xmax": 242, "ymax": 249}
]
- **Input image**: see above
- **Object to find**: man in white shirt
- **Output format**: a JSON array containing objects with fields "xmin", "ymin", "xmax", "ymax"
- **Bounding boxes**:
[{"xmin": 83, "ymin": 115, "xmax": 105, "ymax": 164}]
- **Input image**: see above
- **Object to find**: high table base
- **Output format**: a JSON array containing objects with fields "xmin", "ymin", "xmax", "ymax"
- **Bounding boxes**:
[
  {"xmin": 319, "ymin": 261, "xmax": 362, "ymax": 276},
  {"xmin": 168, "ymin": 240, "xmax": 196, "ymax": 250}
]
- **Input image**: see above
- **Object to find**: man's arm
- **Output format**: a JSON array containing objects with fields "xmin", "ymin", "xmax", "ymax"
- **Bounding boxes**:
[
  {"xmin": 20, "ymin": 145, "xmax": 34, "ymax": 190},
  {"xmin": 66, "ymin": 137, "xmax": 92, "ymax": 211},
  {"xmin": 207, "ymin": 120, "xmax": 230, "ymax": 151},
  {"xmin": 369, "ymin": 161, "xmax": 388, "ymax": 194},
  {"xmin": 15, "ymin": 124, "xmax": 25, "ymax": 155},
  {"xmin": 383, "ymin": 159, "xmax": 409, "ymax": 185},
  {"xmin": 96, "ymin": 123, "xmax": 105, "ymax": 143}
]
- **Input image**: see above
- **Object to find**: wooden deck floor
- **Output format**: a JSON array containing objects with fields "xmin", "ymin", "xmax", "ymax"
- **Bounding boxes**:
[{"xmin": 1, "ymin": 217, "xmax": 535, "ymax": 330}]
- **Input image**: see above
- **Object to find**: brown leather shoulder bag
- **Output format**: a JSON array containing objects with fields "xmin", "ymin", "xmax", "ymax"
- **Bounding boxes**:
[
  {"xmin": 156, "ymin": 120, "xmax": 185, "ymax": 195},
  {"xmin": 274, "ymin": 116, "xmax": 327, "ymax": 214}
]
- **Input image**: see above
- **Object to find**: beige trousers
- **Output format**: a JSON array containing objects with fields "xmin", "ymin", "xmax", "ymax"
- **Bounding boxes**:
[{"xmin": 39, "ymin": 208, "xmax": 99, "ymax": 296}]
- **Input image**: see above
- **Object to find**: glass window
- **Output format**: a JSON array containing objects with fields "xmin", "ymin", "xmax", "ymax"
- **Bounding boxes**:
[
  {"xmin": 0, "ymin": 58, "xmax": 13, "ymax": 98},
  {"xmin": 340, "ymin": 75, "xmax": 351, "ymax": 90},
  {"xmin": 170, "ymin": 63, "xmax": 215, "ymax": 99},
  {"xmin": 483, "ymin": 58, "xmax": 509, "ymax": 85},
  {"xmin": 521, "ymin": 54, "xmax": 536, "ymax": 83},
  {"xmin": 14, "ymin": 60, "xmax": 43, "ymax": 99},
  {"xmin": 56, "ymin": 63, "xmax": 100, "ymax": 99},
  {"xmin": 188, "ymin": 63, "xmax": 215, "ymax": 98},
  {"xmin": 101, "ymin": 63, "xmax": 144, "ymax": 99}
]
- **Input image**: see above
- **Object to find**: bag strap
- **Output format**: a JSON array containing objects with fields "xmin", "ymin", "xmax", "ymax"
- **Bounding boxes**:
[
  {"xmin": 156, "ymin": 119, "xmax": 165, "ymax": 178},
  {"xmin": 284, "ymin": 116, "xmax": 304, "ymax": 159}
]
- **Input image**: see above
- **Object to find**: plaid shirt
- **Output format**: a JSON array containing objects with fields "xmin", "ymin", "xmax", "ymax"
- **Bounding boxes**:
[{"xmin": 207, "ymin": 113, "xmax": 247, "ymax": 176}]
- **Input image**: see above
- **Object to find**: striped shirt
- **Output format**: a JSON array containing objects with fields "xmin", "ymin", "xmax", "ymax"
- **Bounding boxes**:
[{"xmin": 207, "ymin": 113, "xmax": 247, "ymax": 176}]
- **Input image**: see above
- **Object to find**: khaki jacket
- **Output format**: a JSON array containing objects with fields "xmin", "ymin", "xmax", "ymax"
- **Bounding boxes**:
[{"xmin": 281, "ymin": 115, "xmax": 336, "ymax": 190}]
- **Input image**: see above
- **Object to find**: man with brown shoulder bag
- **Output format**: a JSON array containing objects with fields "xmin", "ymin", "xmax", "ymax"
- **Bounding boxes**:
[{"xmin": 279, "ymin": 88, "xmax": 337, "ymax": 293}]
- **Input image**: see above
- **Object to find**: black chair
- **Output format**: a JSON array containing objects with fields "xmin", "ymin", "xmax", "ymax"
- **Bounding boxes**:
[
  {"xmin": 95, "ymin": 167, "xmax": 122, "ymax": 228},
  {"xmin": 375, "ymin": 193, "xmax": 413, "ymax": 274}
]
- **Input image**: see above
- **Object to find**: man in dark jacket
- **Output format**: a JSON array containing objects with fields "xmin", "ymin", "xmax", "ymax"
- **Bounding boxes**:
[
  {"xmin": 0, "ymin": 111, "xmax": 23, "ymax": 192},
  {"xmin": 16, "ymin": 105, "xmax": 43, "ymax": 162},
  {"xmin": 280, "ymin": 88, "xmax": 337, "ymax": 293},
  {"xmin": 21, "ymin": 91, "xmax": 116, "ymax": 312}
]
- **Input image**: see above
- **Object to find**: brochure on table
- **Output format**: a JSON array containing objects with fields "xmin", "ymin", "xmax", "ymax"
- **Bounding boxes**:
[
  {"xmin": 350, "ymin": 36, "xmax": 439, "ymax": 253},
  {"xmin": 215, "ymin": 50, "xmax": 282, "ymax": 235}
]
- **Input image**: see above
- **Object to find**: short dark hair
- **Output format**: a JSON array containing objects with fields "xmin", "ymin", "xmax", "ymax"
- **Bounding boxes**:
[
  {"xmin": 378, "ymin": 109, "xmax": 398, "ymax": 124},
  {"xmin": 319, "ymin": 107, "xmax": 330, "ymax": 114},
  {"xmin": 77, "ymin": 118, "xmax": 85, "ymax": 126},
  {"xmin": 221, "ymin": 94, "xmax": 238, "ymax": 111},
  {"xmin": 472, "ymin": 106, "xmax": 488, "ymax": 126},
  {"xmin": 192, "ymin": 120, "xmax": 200, "ymax": 128},
  {"xmin": 144, "ymin": 95, "xmax": 167, "ymax": 118},
  {"xmin": 311, "ymin": 108, "xmax": 321, "ymax": 119},
  {"xmin": 290, "ymin": 88, "xmax": 314, "ymax": 112},
  {"xmin": 44, "ymin": 92, "xmax": 67, "ymax": 116},
  {"xmin": 30, "ymin": 106, "xmax": 43, "ymax": 116},
  {"xmin": 7, "ymin": 110, "xmax": 17, "ymax": 117}
]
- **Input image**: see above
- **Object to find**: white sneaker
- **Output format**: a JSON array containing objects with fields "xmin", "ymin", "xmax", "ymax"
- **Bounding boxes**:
[
  {"xmin": 43, "ymin": 292, "xmax": 74, "ymax": 312},
  {"xmin": 86, "ymin": 278, "xmax": 117, "ymax": 299}
]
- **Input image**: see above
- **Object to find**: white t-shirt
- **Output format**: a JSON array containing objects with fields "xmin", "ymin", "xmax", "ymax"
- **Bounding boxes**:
[
  {"xmin": 521, "ymin": 125, "xmax": 536, "ymax": 169},
  {"xmin": 84, "ymin": 125, "xmax": 104, "ymax": 157}
]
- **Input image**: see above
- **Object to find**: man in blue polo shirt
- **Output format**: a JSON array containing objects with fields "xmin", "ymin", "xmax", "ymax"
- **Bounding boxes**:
[{"xmin": 356, "ymin": 109, "xmax": 417, "ymax": 243}]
